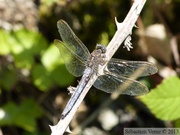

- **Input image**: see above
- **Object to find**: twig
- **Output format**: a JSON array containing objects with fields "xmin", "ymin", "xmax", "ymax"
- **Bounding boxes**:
[{"xmin": 50, "ymin": 0, "xmax": 147, "ymax": 134}]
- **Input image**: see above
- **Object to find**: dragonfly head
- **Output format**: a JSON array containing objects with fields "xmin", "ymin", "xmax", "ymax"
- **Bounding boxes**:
[{"xmin": 96, "ymin": 44, "xmax": 106, "ymax": 54}]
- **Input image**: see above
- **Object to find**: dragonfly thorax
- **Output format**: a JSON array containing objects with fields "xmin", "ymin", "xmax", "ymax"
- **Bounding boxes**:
[{"xmin": 86, "ymin": 44, "xmax": 107, "ymax": 73}]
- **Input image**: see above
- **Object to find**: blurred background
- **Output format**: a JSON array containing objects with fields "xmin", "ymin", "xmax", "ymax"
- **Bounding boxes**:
[{"xmin": 0, "ymin": 0, "xmax": 180, "ymax": 135}]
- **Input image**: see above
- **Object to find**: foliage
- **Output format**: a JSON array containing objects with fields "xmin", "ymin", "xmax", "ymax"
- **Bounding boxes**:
[
  {"xmin": 0, "ymin": 29, "xmax": 74, "ymax": 91},
  {"xmin": 0, "ymin": 27, "xmax": 74, "ymax": 133},
  {"xmin": 141, "ymin": 76, "xmax": 180, "ymax": 121},
  {"xmin": 0, "ymin": 99, "xmax": 42, "ymax": 132}
]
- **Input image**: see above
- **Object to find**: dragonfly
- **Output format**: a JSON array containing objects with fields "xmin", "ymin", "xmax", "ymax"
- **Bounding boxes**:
[{"xmin": 54, "ymin": 20, "xmax": 158, "ymax": 119}]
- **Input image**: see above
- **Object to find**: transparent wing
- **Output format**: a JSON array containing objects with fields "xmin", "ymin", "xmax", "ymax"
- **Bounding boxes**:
[
  {"xmin": 54, "ymin": 39, "xmax": 86, "ymax": 77},
  {"xmin": 93, "ymin": 74, "xmax": 148, "ymax": 96},
  {"xmin": 106, "ymin": 58, "xmax": 158, "ymax": 77},
  {"xmin": 57, "ymin": 20, "xmax": 90, "ymax": 61}
]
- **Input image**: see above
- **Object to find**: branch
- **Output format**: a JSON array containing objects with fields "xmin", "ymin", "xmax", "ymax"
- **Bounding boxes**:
[{"xmin": 50, "ymin": 0, "xmax": 147, "ymax": 134}]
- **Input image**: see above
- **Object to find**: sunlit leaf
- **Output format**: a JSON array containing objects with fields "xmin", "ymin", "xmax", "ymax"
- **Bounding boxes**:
[
  {"xmin": 141, "ymin": 76, "xmax": 180, "ymax": 120},
  {"xmin": 41, "ymin": 43, "xmax": 75, "ymax": 87},
  {"xmin": 41, "ymin": 0, "xmax": 60, "ymax": 6},
  {"xmin": 41, "ymin": 43, "xmax": 63, "ymax": 71},
  {"xmin": 0, "ymin": 30, "xmax": 11, "ymax": 55},
  {"xmin": 12, "ymin": 29, "xmax": 48, "ymax": 69},
  {"xmin": 11, "ymin": 29, "xmax": 48, "ymax": 54},
  {"xmin": 32, "ymin": 64, "xmax": 53, "ymax": 91}
]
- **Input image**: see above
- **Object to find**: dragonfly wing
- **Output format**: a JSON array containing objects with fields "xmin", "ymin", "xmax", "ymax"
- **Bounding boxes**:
[
  {"xmin": 93, "ymin": 74, "xmax": 148, "ymax": 96},
  {"xmin": 57, "ymin": 20, "xmax": 90, "ymax": 61},
  {"xmin": 106, "ymin": 58, "xmax": 158, "ymax": 77},
  {"xmin": 54, "ymin": 40, "xmax": 86, "ymax": 77}
]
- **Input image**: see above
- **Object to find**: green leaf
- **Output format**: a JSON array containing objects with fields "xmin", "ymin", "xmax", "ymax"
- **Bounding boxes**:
[
  {"xmin": 11, "ymin": 29, "xmax": 48, "ymax": 53},
  {"xmin": 0, "ymin": 66, "xmax": 18, "ymax": 90},
  {"xmin": 141, "ymin": 76, "xmax": 180, "ymax": 121},
  {"xmin": 13, "ymin": 50, "xmax": 35, "ymax": 69},
  {"xmin": 41, "ymin": 43, "xmax": 63, "ymax": 71},
  {"xmin": 0, "ymin": 102, "xmax": 18, "ymax": 125},
  {"xmin": 41, "ymin": 43, "xmax": 75, "ymax": 87},
  {"xmin": 51, "ymin": 65, "xmax": 75, "ymax": 86},
  {"xmin": 12, "ymin": 29, "xmax": 48, "ymax": 69},
  {"xmin": 0, "ymin": 28, "xmax": 48, "ymax": 69},
  {"xmin": 32, "ymin": 64, "xmax": 53, "ymax": 91},
  {"xmin": 0, "ymin": 99, "xmax": 42, "ymax": 132},
  {"xmin": 41, "ymin": 0, "xmax": 59, "ymax": 6},
  {"xmin": 174, "ymin": 119, "xmax": 180, "ymax": 128},
  {"xmin": 15, "ymin": 99, "xmax": 42, "ymax": 132},
  {"xmin": 0, "ymin": 30, "xmax": 11, "ymax": 55}
]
